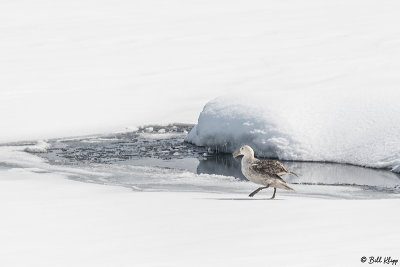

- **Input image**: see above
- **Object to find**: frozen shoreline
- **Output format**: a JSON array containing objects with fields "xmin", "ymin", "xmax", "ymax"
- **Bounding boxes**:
[
  {"xmin": 1, "ymin": 165, "xmax": 399, "ymax": 267},
  {"xmin": 5, "ymin": 133, "xmax": 400, "ymax": 200}
]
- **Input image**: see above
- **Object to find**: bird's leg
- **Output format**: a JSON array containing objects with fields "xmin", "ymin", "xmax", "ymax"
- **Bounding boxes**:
[
  {"xmin": 249, "ymin": 185, "xmax": 269, "ymax": 197},
  {"xmin": 271, "ymin": 188, "xmax": 277, "ymax": 199}
]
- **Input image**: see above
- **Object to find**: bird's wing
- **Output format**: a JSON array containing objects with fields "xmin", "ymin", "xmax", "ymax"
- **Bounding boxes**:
[{"xmin": 250, "ymin": 160, "xmax": 290, "ymax": 176}]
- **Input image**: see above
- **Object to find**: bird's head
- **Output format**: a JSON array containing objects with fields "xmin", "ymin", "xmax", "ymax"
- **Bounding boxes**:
[{"xmin": 233, "ymin": 145, "xmax": 254, "ymax": 158}]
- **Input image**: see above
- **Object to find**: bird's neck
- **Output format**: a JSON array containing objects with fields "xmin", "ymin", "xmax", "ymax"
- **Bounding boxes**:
[{"xmin": 243, "ymin": 154, "xmax": 255, "ymax": 162}]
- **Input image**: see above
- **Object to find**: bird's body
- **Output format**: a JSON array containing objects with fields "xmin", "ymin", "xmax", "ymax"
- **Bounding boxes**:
[{"xmin": 233, "ymin": 145, "xmax": 296, "ymax": 198}]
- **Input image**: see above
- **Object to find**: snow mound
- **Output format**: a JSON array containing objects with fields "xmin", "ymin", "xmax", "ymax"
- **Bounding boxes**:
[
  {"xmin": 186, "ymin": 90, "xmax": 400, "ymax": 173},
  {"xmin": 24, "ymin": 140, "xmax": 51, "ymax": 153}
]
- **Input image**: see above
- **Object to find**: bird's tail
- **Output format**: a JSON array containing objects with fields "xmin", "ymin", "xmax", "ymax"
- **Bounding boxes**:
[
  {"xmin": 282, "ymin": 183, "xmax": 294, "ymax": 191},
  {"xmin": 289, "ymin": 171, "xmax": 298, "ymax": 177}
]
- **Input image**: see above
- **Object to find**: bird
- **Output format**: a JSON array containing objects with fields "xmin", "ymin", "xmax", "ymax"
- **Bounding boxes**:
[{"xmin": 233, "ymin": 145, "xmax": 297, "ymax": 199}]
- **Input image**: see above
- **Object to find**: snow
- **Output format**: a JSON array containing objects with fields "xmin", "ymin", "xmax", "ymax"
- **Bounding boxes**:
[
  {"xmin": 1, "ymin": 0, "xmax": 400, "ymax": 265},
  {"xmin": 145, "ymin": 127, "xmax": 154, "ymax": 133},
  {"xmin": 23, "ymin": 140, "xmax": 51, "ymax": 153},
  {"xmin": 1, "ymin": 159, "xmax": 399, "ymax": 267},
  {"xmin": 0, "ymin": 169, "xmax": 398, "ymax": 267},
  {"xmin": 2, "ymin": 0, "xmax": 400, "ymax": 143},
  {"xmin": 140, "ymin": 132, "xmax": 182, "ymax": 140},
  {"xmin": 1, "ymin": 138, "xmax": 399, "ymax": 266},
  {"xmin": 393, "ymin": 165, "xmax": 400, "ymax": 173},
  {"xmin": 186, "ymin": 92, "xmax": 400, "ymax": 172}
]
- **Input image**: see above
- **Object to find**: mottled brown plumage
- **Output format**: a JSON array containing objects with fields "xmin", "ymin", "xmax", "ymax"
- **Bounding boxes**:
[
  {"xmin": 233, "ymin": 145, "xmax": 297, "ymax": 199},
  {"xmin": 250, "ymin": 160, "xmax": 298, "ymax": 177}
]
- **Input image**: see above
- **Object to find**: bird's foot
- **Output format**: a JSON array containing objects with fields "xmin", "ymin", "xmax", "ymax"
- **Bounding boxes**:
[{"xmin": 270, "ymin": 188, "xmax": 276, "ymax": 199}]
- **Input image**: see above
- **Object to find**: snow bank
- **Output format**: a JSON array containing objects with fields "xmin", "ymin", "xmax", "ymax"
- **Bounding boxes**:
[
  {"xmin": 186, "ymin": 90, "xmax": 400, "ymax": 172},
  {"xmin": 24, "ymin": 140, "xmax": 51, "ymax": 153}
]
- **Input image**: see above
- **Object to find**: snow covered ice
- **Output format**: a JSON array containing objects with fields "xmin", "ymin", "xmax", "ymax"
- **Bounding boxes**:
[
  {"xmin": 186, "ymin": 90, "xmax": 400, "ymax": 173},
  {"xmin": 2, "ymin": 0, "xmax": 400, "ymax": 144},
  {"xmin": 23, "ymin": 140, "xmax": 51, "ymax": 153},
  {"xmin": 1, "ymin": 140, "xmax": 400, "ymax": 267},
  {"xmin": 1, "ymin": 0, "xmax": 400, "ymax": 265}
]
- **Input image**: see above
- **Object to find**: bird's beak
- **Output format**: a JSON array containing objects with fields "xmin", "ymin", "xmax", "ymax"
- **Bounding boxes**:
[{"xmin": 233, "ymin": 150, "xmax": 241, "ymax": 158}]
